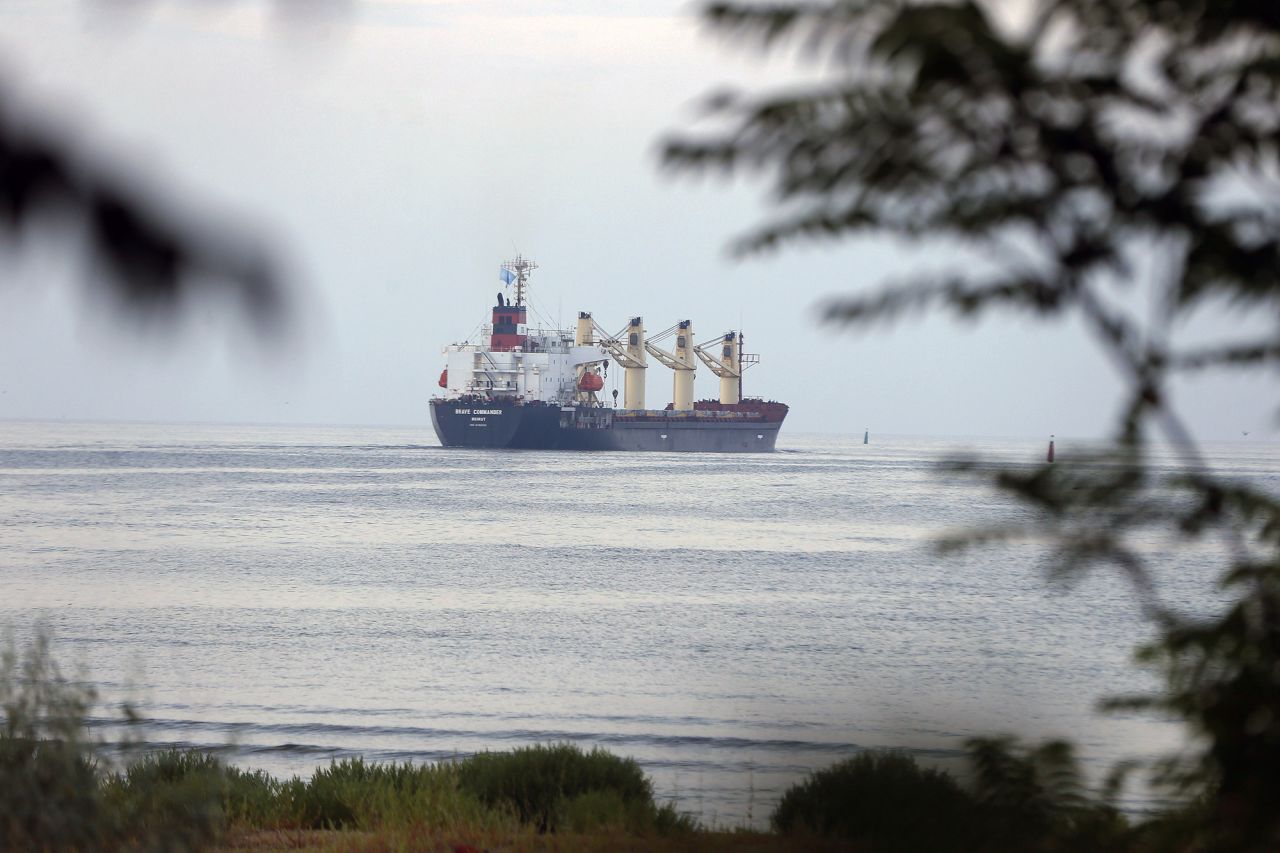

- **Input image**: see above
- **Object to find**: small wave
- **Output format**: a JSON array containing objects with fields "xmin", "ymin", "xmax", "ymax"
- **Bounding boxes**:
[{"xmin": 90, "ymin": 713, "xmax": 882, "ymax": 757}]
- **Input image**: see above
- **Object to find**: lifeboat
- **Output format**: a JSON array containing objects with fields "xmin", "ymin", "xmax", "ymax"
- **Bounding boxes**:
[
  {"xmin": 577, "ymin": 372, "xmax": 604, "ymax": 392},
  {"xmin": 438, "ymin": 369, "xmax": 448, "ymax": 388}
]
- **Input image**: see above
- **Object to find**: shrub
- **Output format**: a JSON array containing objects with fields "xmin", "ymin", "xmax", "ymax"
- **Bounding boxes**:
[
  {"xmin": 102, "ymin": 749, "xmax": 231, "ymax": 851},
  {"xmin": 774, "ymin": 743, "xmax": 1137, "ymax": 853},
  {"xmin": 561, "ymin": 789, "xmax": 629, "ymax": 832},
  {"xmin": 223, "ymin": 765, "xmax": 285, "ymax": 827},
  {"xmin": 0, "ymin": 633, "xmax": 231, "ymax": 851},
  {"xmin": 651, "ymin": 800, "xmax": 697, "ymax": 836},
  {"xmin": 0, "ymin": 631, "xmax": 107, "ymax": 851},
  {"xmin": 557, "ymin": 789, "xmax": 696, "ymax": 835},
  {"xmin": 772, "ymin": 751, "xmax": 977, "ymax": 851},
  {"xmin": 280, "ymin": 758, "xmax": 492, "ymax": 831},
  {"xmin": 1127, "ymin": 796, "xmax": 1218, "ymax": 853},
  {"xmin": 281, "ymin": 761, "xmax": 362, "ymax": 829},
  {"xmin": 965, "ymin": 737, "xmax": 1129, "ymax": 852},
  {"xmin": 454, "ymin": 743, "xmax": 680, "ymax": 834}
]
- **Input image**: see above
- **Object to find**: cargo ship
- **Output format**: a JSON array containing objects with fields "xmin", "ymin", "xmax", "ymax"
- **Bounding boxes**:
[{"xmin": 430, "ymin": 256, "xmax": 788, "ymax": 452}]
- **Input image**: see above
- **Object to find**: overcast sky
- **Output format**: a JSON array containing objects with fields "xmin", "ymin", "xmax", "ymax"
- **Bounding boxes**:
[{"xmin": 0, "ymin": 0, "xmax": 1270, "ymax": 439}]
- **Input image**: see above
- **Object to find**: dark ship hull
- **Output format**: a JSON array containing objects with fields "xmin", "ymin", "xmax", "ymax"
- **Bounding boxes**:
[{"xmin": 430, "ymin": 398, "xmax": 788, "ymax": 453}]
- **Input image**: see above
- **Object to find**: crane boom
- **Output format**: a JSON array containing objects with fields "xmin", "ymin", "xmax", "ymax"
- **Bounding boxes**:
[
  {"xmin": 693, "ymin": 344, "xmax": 739, "ymax": 378},
  {"xmin": 644, "ymin": 341, "xmax": 688, "ymax": 371},
  {"xmin": 590, "ymin": 321, "xmax": 641, "ymax": 368}
]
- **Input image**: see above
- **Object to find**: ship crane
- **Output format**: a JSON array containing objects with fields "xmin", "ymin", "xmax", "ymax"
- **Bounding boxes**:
[
  {"xmin": 593, "ymin": 317, "xmax": 648, "ymax": 410},
  {"xmin": 593, "ymin": 322, "xmax": 644, "ymax": 369},
  {"xmin": 694, "ymin": 332, "xmax": 759, "ymax": 405},
  {"xmin": 644, "ymin": 321, "xmax": 697, "ymax": 411}
]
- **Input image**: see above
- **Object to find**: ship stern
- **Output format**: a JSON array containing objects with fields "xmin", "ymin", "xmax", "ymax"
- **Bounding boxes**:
[{"xmin": 430, "ymin": 399, "xmax": 526, "ymax": 448}]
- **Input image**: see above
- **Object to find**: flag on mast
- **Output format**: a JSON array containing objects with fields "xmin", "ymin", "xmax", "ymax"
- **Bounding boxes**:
[{"xmin": 500, "ymin": 267, "xmax": 516, "ymax": 286}]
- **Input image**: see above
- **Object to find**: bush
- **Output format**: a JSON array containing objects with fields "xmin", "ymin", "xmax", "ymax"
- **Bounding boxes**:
[
  {"xmin": 281, "ymin": 762, "xmax": 360, "ymax": 829},
  {"xmin": 0, "ymin": 632, "xmax": 108, "ymax": 851},
  {"xmin": 454, "ymin": 743, "xmax": 687, "ymax": 834},
  {"xmin": 0, "ymin": 633, "xmax": 233, "ymax": 851},
  {"xmin": 772, "ymin": 750, "xmax": 977, "ymax": 851},
  {"xmin": 774, "ymin": 743, "xmax": 1139, "ymax": 853},
  {"xmin": 223, "ymin": 765, "xmax": 285, "ymax": 828},
  {"xmin": 280, "ymin": 757, "xmax": 493, "ymax": 831},
  {"xmin": 965, "ymin": 737, "xmax": 1129, "ymax": 852},
  {"xmin": 102, "ymin": 749, "xmax": 230, "ymax": 851},
  {"xmin": 1126, "ymin": 796, "xmax": 1218, "ymax": 853}
]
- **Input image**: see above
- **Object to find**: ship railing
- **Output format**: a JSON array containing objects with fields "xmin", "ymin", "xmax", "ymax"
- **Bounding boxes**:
[{"xmin": 612, "ymin": 409, "xmax": 761, "ymax": 422}]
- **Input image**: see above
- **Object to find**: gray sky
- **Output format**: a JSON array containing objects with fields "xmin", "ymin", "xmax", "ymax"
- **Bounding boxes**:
[{"xmin": 0, "ymin": 0, "xmax": 1270, "ymax": 439}]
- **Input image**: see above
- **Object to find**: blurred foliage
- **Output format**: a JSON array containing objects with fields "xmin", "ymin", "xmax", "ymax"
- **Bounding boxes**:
[
  {"xmin": 0, "ymin": 94, "xmax": 286, "ymax": 328},
  {"xmin": 965, "ymin": 737, "xmax": 1129, "ymax": 852},
  {"xmin": 0, "ymin": 634, "xmax": 234, "ymax": 850},
  {"xmin": 0, "ymin": 631, "xmax": 105, "ymax": 850},
  {"xmin": 0, "ymin": 4, "xmax": 297, "ymax": 329},
  {"xmin": 773, "ymin": 741, "xmax": 1129, "ymax": 852},
  {"xmin": 667, "ymin": 0, "xmax": 1280, "ymax": 849}
]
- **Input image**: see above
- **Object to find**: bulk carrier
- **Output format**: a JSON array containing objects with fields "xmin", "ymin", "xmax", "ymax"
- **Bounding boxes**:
[{"xmin": 430, "ymin": 256, "xmax": 788, "ymax": 452}]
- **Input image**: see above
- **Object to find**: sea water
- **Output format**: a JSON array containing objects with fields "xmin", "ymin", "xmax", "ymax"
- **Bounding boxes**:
[{"xmin": 1, "ymin": 421, "xmax": 1273, "ymax": 825}]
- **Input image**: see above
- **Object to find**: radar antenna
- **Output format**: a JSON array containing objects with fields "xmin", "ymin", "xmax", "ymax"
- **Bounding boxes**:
[{"xmin": 501, "ymin": 255, "xmax": 539, "ymax": 308}]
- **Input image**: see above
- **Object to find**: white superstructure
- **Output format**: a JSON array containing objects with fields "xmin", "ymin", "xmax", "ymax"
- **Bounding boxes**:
[{"xmin": 441, "ymin": 332, "xmax": 607, "ymax": 404}]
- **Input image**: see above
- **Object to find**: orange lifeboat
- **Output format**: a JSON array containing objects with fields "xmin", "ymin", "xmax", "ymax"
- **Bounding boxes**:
[
  {"xmin": 577, "ymin": 372, "xmax": 604, "ymax": 392},
  {"xmin": 438, "ymin": 369, "xmax": 448, "ymax": 388}
]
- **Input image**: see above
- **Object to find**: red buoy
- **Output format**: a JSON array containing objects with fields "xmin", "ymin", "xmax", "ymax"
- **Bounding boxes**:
[
  {"xmin": 578, "ymin": 372, "xmax": 604, "ymax": 392},
  {"xmin": 438, "ymin": 369, "xmax": 448, "ymax": 389}
]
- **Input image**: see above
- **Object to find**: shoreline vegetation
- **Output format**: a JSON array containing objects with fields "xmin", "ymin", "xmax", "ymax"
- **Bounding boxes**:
[{"xmin": 2, "ymin": 635, "xmax": 1216, "ymax": 852}]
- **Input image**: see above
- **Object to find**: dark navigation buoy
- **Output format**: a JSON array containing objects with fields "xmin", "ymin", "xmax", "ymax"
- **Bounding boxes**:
[
  {"xmin": 863, "ymin": 428, "xmax": 869, "ymax": 445},
  {"xmin": 1047, "ymin": 435, "xmax": 1055, "ymax": 463}
]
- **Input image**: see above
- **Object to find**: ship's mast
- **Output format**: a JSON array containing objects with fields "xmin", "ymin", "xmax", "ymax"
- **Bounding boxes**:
[
  {"xmin": 738, "ymin": 331, "xmax": 744, "ymax": 401},
  {"xmin": 502, "ymin": 255, "xmax": 539, "ymax": 308}
]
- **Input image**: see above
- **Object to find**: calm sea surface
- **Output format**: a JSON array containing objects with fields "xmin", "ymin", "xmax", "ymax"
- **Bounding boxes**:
[{"xmin": 1, "ymin": 421, "xmax": 1275, "ymax": 825}]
